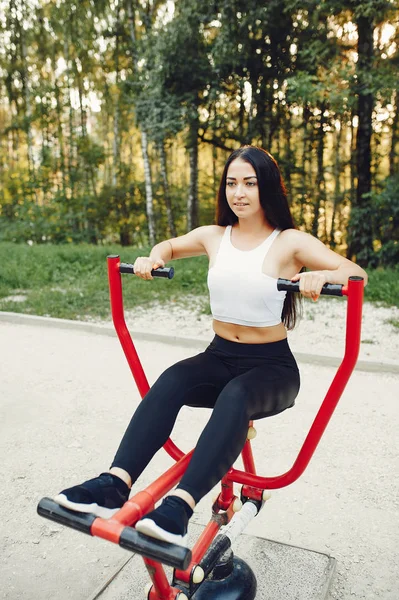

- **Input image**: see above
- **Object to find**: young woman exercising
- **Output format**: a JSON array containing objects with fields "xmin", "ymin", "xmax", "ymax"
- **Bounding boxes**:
[{"xmin": 54, "ymin": 146, "xmax": 367, "ymax": 546}]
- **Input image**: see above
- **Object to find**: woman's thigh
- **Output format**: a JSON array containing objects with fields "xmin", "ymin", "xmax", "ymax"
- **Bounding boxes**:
[
  {"xmin": 152, "ymin": 349, "xmax": 233, "ymax": 409},
  {"xmin": 217, "ymin": 363, "xmax": 300, "ymax": 420}
]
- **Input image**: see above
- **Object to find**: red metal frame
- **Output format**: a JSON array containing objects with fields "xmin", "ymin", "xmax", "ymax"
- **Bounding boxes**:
[
  {"xmin": 98, "ymin": 256, "xmax": 364, "ymax": 599},
  {"xmin": 108, "ymin": 255, "xmax": 183, "ymax": 463}
]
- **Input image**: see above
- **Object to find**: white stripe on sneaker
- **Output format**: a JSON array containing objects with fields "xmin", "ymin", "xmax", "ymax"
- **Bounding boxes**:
[
  {"xmin": 53, "ymin": 494, "xmax": 120, "ymax": 519},
  {"xmin": 135, "ymin": 518, "xmax": 188, "ymax": 546}
]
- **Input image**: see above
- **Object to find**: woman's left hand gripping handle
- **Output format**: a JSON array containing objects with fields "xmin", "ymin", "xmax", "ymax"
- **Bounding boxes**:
[{"xmin": 133, "ymin": 256, "xmax": 165, "ymax": 280}]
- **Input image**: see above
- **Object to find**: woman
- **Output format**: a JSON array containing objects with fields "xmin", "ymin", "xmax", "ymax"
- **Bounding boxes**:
[{"xmin": 54, "ymin": 146, "xmax": 367, "ymax": 546}]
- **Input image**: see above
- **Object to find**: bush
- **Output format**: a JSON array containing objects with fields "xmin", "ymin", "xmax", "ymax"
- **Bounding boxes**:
[{"xmin": 373, "ymin": 175, "xmax": 399, "ymax": 267}]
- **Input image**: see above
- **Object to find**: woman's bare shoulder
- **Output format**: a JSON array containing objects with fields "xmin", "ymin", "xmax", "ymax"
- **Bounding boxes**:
[
  {"xmin": 199, "ymin": 225, "xmax": 226, "ymax": 253},
  {"xmin": 168, "ymin": 225, "xmax": 225, "ymax": 260},
  {"xmin": 201, "ymin": 224, "xmax": 226, "ymax": 237},
  {"xmin": 278, "ymin": 228, "xmax": 315, "ymax": 247}
]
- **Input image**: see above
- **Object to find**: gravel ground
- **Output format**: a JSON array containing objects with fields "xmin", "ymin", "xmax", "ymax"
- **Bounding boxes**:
[
  {"xmin": 120, "ymin": 296, "xmax": 399, "ymax": 365},
  {"xmin": 1, "ymin": 300, "xmax": 398, "ymax": 600}
]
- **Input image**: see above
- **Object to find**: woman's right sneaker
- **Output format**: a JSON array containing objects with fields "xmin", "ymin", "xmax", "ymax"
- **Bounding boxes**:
[
  {"xmin": 53, "ymin": 473, "xmax": 130, "ymax": 519},
  {"xmin": 135, "ymin": 495, "xmax": 193, "ymax": 546}
]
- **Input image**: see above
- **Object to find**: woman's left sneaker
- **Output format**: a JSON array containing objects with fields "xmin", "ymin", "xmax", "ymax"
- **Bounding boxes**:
[
  {"xmin": 53, "ymin": 473, "xmax": 130, "ymax": 519},
  {"xmin": 135, "ymin": 495, "xmax": 193, "ymax": 546}
]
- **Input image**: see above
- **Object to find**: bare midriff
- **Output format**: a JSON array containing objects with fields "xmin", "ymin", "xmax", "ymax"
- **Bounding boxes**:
[{"xmin": 212, "ymin": 320, "xmax": 287, "ymax": 344}]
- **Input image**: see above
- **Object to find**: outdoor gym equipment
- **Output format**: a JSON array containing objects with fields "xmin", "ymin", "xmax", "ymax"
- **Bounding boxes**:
[{"xmin": 37, "ymin": 255, "xmax": 364, "ymax": 600}]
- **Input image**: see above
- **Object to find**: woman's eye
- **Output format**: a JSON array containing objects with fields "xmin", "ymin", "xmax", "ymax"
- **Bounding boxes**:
[{"xmin": 226, "ymin": 181, "xmax": 256, "ymax": 187}]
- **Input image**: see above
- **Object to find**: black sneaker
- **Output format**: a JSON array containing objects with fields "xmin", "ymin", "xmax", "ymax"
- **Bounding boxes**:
[
  {"xmin": 135, "ymin": 495, "xmax": 193, "ymax": 546},
  {"xmin": 53, "ymin": 473, "xmax": 130, "ymax": 519}
]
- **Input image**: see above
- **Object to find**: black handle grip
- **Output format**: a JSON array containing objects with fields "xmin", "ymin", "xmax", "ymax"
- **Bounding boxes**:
[
  {"xmin": 37, "ymin": 497, "xmax": 96, "ymax": 535},
  {"xmin": 277, "ymin": 278, "xmax": 344, "ymax": 297},
  {"xmin": 119, "ymin": 526, "xmax": 191, "ymax": 570},
  {"xmin": 119, "ymin": 263, "xmax": 174, "ymax": 279},
  {"xmin": 37, "ymin": 497, "xmax": 191, "ymax": 569}
]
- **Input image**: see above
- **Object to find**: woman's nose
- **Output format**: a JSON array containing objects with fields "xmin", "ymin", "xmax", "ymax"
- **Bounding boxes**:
[{"xmin": 234, "ymin": 184, "xmax": 245, "ymax": 197}]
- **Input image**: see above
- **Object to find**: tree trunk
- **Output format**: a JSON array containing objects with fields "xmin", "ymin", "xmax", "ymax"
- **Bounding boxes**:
[
  {"xmin": 389, "ymin": 89, "xmax": 398, "ymax": 177},
  {"xmin": 126, "ymin": 0, "xmax": 155, "ymax": 246},
  {"xmin": 19, "ymin": 25, "xmax": 37, "ymax": 202},
  {"xmin": 239, "ymin": 81, "xmax": 245, "ymax": 143},
  {"xmin": 212, "ymin": 144, "xmax": 218, "ymax": 199},
  {"xmin": 158, "ymin": 140, "xmax": 177, "ymax": 238},
  {"xmin": 102, "ymin": 82, "xmax": 112, "ymax": 185},
  {"xmin": 347, "ymin": 15, "xmax": 375, "ymax": 265},
  {"xmin": 112, "ymin": 4, "xmax": 121, "ymax": 189},
  {"xmin": 299, "ymin": 105, "xmax": 310, "ymax": 227},
  {"xmin": 330, "ymin": 119, "xmax": 343, "ymax": 248},
  {"xmin": 246, "ymin": 82, "xmax": 254, "ymax": 144},
  {"xmin": 312, "ymin": 105, "xmax": 326, "ymax": 238},
  {"xmin": 112, "ymin": 87, "xmax": 120, "ymax": 186},
  {"xmin": 141, "ymin": 134, "xmax": 156, "ymax": 243},
  {"xmin": 349, "ymin": 107, "xmax": 356, "ymax": 208},
  {"xmin": 265, "ymin": 82, "xmax": 274, "ymax": 150},
  {"xmin": 141, "ymin": 129, "xmax": 156, "ymax": 245},
  {"xmin": 64, "ymin": 37, "xmax": 76, "ymax": 225},
  {"xmin": 256, "ymin": 76, "xmax": 267, "ymax": 149},
  {"xmin": 53, "ymin": 58, "xmax": 67, "ymax": 198},
  {"xmin": 74, "ymin": 58, "xmax": 97, "ymax": 242},
  {"xmin": 275, "ymin": 96, "xmax": 281, "ymax": 158},
  {"xmin": 283, "ymin": 108, "xmax": 293, "ymax": 198},
  {"xmin": 187, "ymin": 114, "xmax": 199, "ymax": 231}
]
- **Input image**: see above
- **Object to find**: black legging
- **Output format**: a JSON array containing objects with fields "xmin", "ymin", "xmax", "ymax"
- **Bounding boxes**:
[{"xmin": 111, "ymin": 335, "xmax": 300, "ymax": 504}]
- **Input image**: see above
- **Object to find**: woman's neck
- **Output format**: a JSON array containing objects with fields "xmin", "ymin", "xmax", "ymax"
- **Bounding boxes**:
[{"xmin": 234, "ymin": 218, "xmax": 273, "ymax": 237}]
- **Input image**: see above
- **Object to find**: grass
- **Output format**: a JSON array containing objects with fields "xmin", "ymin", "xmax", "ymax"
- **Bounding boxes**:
[
  {"xmin": 359, "ymin": 267, "xmax": 399, "ymax": 308},
  {"xmin": 0, "ymin": 242, "xmax": 397, "ymax": 321},
  {"xmin": 0, "ymin": 242, "xmax": 209, "ymax": 320},
  {"xmin": 386, "ymin": 318, "xmax": 399, "ymax": 330}
]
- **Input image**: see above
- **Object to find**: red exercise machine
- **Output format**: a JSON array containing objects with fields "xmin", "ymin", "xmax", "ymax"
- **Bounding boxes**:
[{"xmin": 38, "ymin": 255, "xmax": 364, "ymax": 600}]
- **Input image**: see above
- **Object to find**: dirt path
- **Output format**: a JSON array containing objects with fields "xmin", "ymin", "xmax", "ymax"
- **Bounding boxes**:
[{"xmin": 1, "ymin": 320, "xmax": 398, "ymax": 600}]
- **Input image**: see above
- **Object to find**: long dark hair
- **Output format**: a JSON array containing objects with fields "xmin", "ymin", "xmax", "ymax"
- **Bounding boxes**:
[{"xmin": 216, "ymin": 146, "xmax": 302, "ymax": 330}]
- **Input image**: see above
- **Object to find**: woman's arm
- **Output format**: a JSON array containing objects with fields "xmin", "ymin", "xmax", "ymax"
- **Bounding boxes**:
[
  {"xmin": 289, "ymin": 230, "xmax": 368, "ymax": 300},
  {"xmin": 134, "ymin": 226, "xmax": 216, "ymax": 280}
]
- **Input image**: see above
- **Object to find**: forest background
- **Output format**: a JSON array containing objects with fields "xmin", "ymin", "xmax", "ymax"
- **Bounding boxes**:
[{"xmin": 0, "ymin": 0, "xmax": 398, "ymax": 317}]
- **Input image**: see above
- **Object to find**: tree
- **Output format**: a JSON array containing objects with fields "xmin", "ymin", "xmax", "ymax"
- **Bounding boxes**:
[
  {"xmin": 152, "ymin": 1, "xmax": 215, "ymax": 230},
  {"xmin": 330, "ymin": 0, "xmax": 394, "ymax": 265},
  {"xmin": 0, "ymin": 0, "xmax": 397, "ymax": 262}
]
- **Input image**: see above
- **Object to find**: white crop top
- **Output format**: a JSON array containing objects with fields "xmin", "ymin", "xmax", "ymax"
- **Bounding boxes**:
[{"xmin": 207, "ymin": 225, "xmax": 286, "ymax": 327}]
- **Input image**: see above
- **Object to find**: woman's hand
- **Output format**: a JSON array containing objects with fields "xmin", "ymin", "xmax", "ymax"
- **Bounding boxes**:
[
  {"xmin": 291, "ymin": 271, "xmax": 329, "ymax": 301},
  {"xmin": 133, "ymin": 256, "xmax": 165, "ymax": 280}
]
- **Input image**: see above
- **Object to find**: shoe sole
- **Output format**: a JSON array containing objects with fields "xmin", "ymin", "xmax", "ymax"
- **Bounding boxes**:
[
  {"xmin": 135, "ymin": 518, "xmax": 188, "ymax": 546},
  {"xmin": 53, "ymin": 494, "xmax": 120, "ymax": 519}
]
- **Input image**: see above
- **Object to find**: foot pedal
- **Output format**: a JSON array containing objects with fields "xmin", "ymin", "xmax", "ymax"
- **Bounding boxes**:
[
  {"xmin": 37, "ymin": 497, "xmax": 96, "ymax": 534},
  {"xmin": 37, "ymin": 497, "xmax": 192, "ymax": 570},
  {"xmin": 120, "ymin": 527, "xmax": 192, "ymax": 570}
]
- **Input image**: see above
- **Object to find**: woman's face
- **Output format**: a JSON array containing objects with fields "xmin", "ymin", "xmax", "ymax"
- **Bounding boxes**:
[{"xmin": 225, "ymin": 158, "xmax": 263, "ymax": 221}]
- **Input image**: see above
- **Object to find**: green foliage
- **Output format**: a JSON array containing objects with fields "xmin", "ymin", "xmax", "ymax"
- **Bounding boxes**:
[
  {"xmin": 363, "ymin": 267, "xmax": 399, "ymax": 307},
  {"xmin": 347, "ymin": 201, "xmax": 378, "ymax": 268},
  {"xmin": 372, "ymin": 175, "xmax": 399, "ymax": 267},
  {"xmin": 160, "ymin": 2, "xmax": 213, "ymax": 99},
  {"xmin": 0, "ymin": 0, "xmax": 398, "ymax": 258},
  {"xmin": 346, "ymin": 174, "xmax": 398, "ymax": 269}
]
